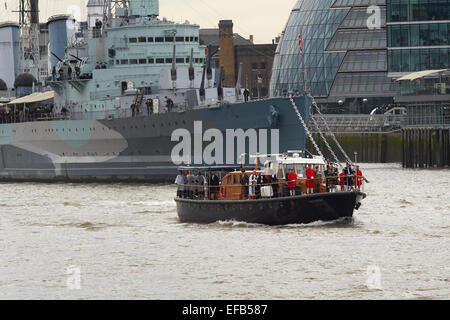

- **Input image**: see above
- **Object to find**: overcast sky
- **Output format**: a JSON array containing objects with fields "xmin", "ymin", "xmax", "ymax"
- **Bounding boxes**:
[{"xmin": 0, "ymin": 0, "xmax": 296, "ymax": 43}]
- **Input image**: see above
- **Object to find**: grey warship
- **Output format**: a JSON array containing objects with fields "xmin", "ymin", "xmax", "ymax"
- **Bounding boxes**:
[{"xmin": 0, "ymin": 0, "xmax": 310, "ymax": 182}]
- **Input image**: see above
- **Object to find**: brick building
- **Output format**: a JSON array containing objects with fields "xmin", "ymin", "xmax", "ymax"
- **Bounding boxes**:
[{"xmin": 199, "ymin": 20, "xmax": 277, "ymax": 99}]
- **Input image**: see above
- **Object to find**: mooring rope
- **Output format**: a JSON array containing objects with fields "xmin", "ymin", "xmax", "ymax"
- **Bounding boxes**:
[
  {"xmin": 308, "ymin": 93, "xmax": 354, "ymax": 166},
  {"xmin": 288, "ymin": 95, "xmax": 324, "ymax": 158}
]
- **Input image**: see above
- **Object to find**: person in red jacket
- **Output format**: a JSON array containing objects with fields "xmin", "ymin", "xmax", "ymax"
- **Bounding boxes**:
[
  {"xmin": 355, "ymin": 165, "xmax": 363, "ymax": 190},
  {"xmin": 287, "ymin": 169, "xmax": 297, "ymax": 196},
  {"xmin": 305, "ymin": 164, "xmax": 316, "ymax": 194},
  {"xmin": 339, "ymin": 169, "xmax": 345, "ymax": 191}
]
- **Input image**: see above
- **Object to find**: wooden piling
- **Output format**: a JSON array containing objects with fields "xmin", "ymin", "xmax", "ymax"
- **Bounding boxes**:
[{"xmin": 402, "ymin": 126, "xmax": 450, "ymax": 168}]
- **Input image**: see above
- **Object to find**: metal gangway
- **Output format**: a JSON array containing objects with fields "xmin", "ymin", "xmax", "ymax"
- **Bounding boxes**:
[{"xmin": 309, "ymin": 114, "xmax": 407, "ymax": 133}]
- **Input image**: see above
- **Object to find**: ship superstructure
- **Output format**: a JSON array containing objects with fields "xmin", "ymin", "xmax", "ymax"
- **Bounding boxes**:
[{"xmin": 49, "ymin": 0, "xmax": 208, "ymax": 119}]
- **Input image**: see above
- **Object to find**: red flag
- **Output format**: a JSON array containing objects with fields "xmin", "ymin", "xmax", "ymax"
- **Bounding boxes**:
[{"xmin": 299, "ymin": 34, "xmax": 303, "ymax": 51}]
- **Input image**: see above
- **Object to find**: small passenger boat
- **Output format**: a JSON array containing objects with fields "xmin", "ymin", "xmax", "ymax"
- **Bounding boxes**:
[{"xmin": 174, "ymin": 152, "xmax": 366, "ymax": 226}]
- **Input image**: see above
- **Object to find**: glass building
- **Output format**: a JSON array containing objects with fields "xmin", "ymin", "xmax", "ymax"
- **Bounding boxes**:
[
  {"xmin": 270, "ymin": 0, "xmax": 396, "ymax": 114},
  {"xmin": 387, "ymin": 0, "xmax": 450, "ymax": 74}
]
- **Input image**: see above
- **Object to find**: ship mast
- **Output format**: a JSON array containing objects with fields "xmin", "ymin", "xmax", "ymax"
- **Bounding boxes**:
[
  {"xmin": 15, "ymin": 0, "xmax": 40, "ymax": 80},
  {"xmin": 103, "ymin": 0, "xmax": 130, "ymax": 30}
]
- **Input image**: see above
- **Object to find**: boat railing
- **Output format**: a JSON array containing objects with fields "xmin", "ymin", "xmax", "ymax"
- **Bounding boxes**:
[{"xmin": 175, "ymin": 175, "xmax": 365, "ymax": 200}]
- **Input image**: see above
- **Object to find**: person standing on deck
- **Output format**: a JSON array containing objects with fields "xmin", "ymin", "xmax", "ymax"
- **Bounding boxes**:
[
  {"xmin": 305, "ymin": 164, "xmax": 316, "ymax": 194},
  {"xmin": 195, "ymin": 171, "xmax": 206, "ymax": 199},
  {"xmin": 186, "ymin": 171, "xmax": 195, "ymax": 199},
  {"xmin": 287, "ymin": 169, "xmax": 297, "ymax": 196},
  {"xmin": 344, "ymin": 163, "xmax": 355, "ymax": 191},
  {"xmin": 339, "ymin": 169, "xmax": 346, "ymax": 191},
  {"xmin": 314, "ymin": 166, "xmax": 322, "ymax": 193},
  {"xmin": 240, "ymin": 169, "xmax": 249, "ymax": 200},
  {"xmin": 146, "ymin": 99, "xmax": 153, "ymax": 116},
  {"xmin": 243, "ymin": 89, "xmax": 250, "ymax": 102},
  {"xmin": 174, "ymin": 171, "xmax": 187, "ymax": 198},
  {"xmin": 249, "ymin": 171, "xmax": 258, "ymax": 200},
  {"xmin": 355, "ymin": 165, "xmax": 363, "ymax": 190},
  {"xmin": 208, "ymin": 172, "xmax": 220, "ymax": 200},
  {"xmin": 271, "ymin": 173, "xmax": 279, "ymax": 198}
]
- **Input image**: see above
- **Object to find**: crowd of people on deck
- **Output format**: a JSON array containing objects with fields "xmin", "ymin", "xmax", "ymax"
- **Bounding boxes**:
[
  {"xmin": 175, "ymin": 163, "xmax": 364, "ymax": 201},
  {"xmin": 0, "ymin": 105, "xmax": 55, "ymax": 124}
]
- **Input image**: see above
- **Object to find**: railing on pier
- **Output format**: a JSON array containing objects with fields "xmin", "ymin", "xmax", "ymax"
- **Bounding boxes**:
[{"xmin": 309, "ymin": 114, "xmax": 407, "ymax": 133}]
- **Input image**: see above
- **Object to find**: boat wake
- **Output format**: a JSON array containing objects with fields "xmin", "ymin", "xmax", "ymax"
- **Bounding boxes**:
[{"xmin": 214, "ymin": 216, "xmax": 358, "ymax": 229}]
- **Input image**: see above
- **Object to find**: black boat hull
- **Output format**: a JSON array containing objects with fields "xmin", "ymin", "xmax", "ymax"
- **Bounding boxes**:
[{"xmin": 175, "ymin": 192, "xmax": 366, "ymax": 226}]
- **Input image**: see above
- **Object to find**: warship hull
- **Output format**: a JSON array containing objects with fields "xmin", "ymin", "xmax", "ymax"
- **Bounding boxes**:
[{"xmin": 0, "ymin": 96, "xmax": 309, "ymax": 182}]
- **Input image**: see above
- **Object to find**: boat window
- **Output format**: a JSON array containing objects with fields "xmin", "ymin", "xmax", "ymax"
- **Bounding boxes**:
[
  {"xmin": 129, "ymin": 37, "xmax": 137, "ymax": 43},
  {"xmin": 139, "ymin": 59, "xmax": 147, "ymax": 64},
  {"xmin": 227, "ymin": 176, "xmax": 232, "ymax": 185},
  {"xmin": 176, "ymin": 58, "xmax": 184, "ymax": 63},
  {"xmin": 190, "ymin": 36, "xmax": 194, "ymax": 42},
  {"xmin": 166, "ymin": 58, "xmax": 173, "ymax": 64},
  {"xmin": 185, "ymin": 37, "xmax": 190, "ymax": 42},
  {"xmin": 194, "ymin": 37, "xmax": 198, "ymax": 42},
  {"xmin": 233, "ymin": 175, "xmax": 239, "ymax": 185},
  {"xmin": 130, "ymin": 59, "xmax": 138, "ymax": 64},
  {"xmin": 148, "ymin": 37, "xmax": 154, "ymax": 42},
  {"xmin": 297, "ymin": 165, "xmax": 306, "ymax": 178},
  {"xmin": 148, "ymin": 58, "xmax": 154, "ymax": 64},
  {"xmin": 155, "ymin": 58, "xmax": 164, "ymax": 64},
  {"xmin": 120, "ymin": 59, "xmax": 128, "ymax": 65},
  {"xmin": 116, "ymin": 60, "xmax": 120, "ymax": 65},
  {"xmin": 176, "ymin": 37, "xmax": 184, "ymax": 42},
  {"xmin": 138, "ymin": 37, "xmax": 146, "ymax": 43},
  {"xmin": 165, "ymin": 37, "xmax": 174, "ymax": 42},
  {"xmin": 155, "ymin": 37, "xmax": 164, "ymax": 42}
]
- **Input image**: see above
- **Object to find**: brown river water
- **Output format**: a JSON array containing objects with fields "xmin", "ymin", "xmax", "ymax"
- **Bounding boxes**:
[{"xmin": 0, "ymin": 164, "xmax": 449, "ymax": 299}]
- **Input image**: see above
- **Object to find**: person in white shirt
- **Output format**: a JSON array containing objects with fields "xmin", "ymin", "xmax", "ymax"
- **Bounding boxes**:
[
  {"xmin": 174, "ymin": 171, "xmax": 187, "ymax": 198},
  {"xmin": 249, "ymin": 170, "xmax": 258, "ymax": 200}
]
